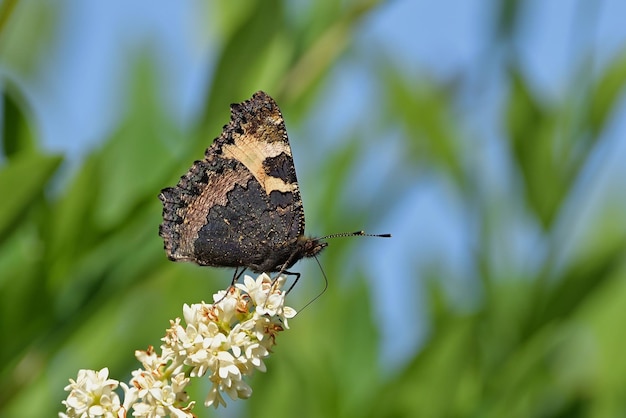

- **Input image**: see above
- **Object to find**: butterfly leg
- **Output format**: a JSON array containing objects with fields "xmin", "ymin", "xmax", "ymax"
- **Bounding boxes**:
[
  {"xmin": 282, "ymin": 270, "xmax": 301, "ymax": 294},
  {"xmin": 213, "ymin": 267, "xmax": 248, "ymax": 306},
  {"xmin": 231, "ymin": 266, "xmax": 247, "ymax": 286}
]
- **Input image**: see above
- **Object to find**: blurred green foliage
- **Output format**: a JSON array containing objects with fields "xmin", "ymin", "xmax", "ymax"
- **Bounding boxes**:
[{"xmin": 1, "ymin": 1, "xmax": 626, "ymax": 417}]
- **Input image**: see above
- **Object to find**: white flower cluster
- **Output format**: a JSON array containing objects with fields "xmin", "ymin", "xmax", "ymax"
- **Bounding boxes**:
[
  {"xmin": 60, "ymin": 368, "xmax": 123, "ymax": 418},
  {"xmin": 59, "ymin": 273, "xmax": 296, "ymax": 417}
]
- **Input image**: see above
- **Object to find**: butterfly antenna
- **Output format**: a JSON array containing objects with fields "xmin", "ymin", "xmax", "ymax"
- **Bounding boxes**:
[
  {"xmin": 320, "ymin": 230, "xmax": 392, "ymax": 240},
  {"xmin": 289, "ymin": 231, "xmax": 391, "ymax": 314},
  {"xmin": 293, "ymin": 254, "xmax": 329, "ymax": 315}
]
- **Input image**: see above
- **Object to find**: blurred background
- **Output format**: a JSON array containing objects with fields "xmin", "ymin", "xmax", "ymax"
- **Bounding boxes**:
[{"xmin": 2, "ymin": 0, "xmax": 626, "ymax": 417}]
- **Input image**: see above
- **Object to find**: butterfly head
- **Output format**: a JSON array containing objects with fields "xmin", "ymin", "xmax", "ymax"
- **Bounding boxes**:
[{"xmin": 300, "ymin": 236, "xmax": 328, "ymax": 259}]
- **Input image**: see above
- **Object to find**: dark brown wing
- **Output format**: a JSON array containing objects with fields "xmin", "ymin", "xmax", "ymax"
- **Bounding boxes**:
[{"xmin": 158, "ymin": 91, "xmax": 306, "ymax": 272}]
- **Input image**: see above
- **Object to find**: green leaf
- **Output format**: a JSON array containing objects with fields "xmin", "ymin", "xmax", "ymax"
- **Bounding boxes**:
[
  {"xmin": 1, "ymin": 82, "xmax": 36, "ymax": 157},
  {"xmin": 506, "ymin": 69, "xmax": 565, "ymax": 228},
  {"xmin": 199, "ymin": 0, "xmax": 286, "ymax": 141},
  {"xmin": 0, "ymin": 152, "xmax": 62, "ymax": 241},
  {"xmin": 91, "ymin": 55, "xmax": 182, "ymax": 230},
  {"xmin": 382, "ymin": 66, "xmax": 464, "ymax": 185},
  {"xmin": 590, "ymin": 50, "xmax": 626, "ymax": 136}
]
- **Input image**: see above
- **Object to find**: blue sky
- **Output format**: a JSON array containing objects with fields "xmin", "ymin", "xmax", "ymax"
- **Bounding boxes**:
[{"xmin": 19, "ymin": 0, "xmax": 626, "ymax": 369}]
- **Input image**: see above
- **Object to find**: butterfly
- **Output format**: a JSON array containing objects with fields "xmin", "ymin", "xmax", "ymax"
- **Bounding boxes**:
[{"xmin": 159, "ymin": 91, "xmax": 389, "ymax": 282}]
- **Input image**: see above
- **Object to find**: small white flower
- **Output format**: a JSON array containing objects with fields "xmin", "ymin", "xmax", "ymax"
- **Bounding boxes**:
[
  {"xmin": 204, "ymin": 382, "xmax": 227, "ymax": 409},
  {"xmin": 221, "ymin": 377, "xmax": 253, "ymax": 401},
  {"xmin": 244, "ymin": 342, "xmax": 269, "ymax": 370},
  {"xmin": 237, "ymin": 274, "xmax": 274, "ymax": 306},
  {"xmin": 128, "ymin": 367, "xmax": 193, "ymax": 418},
  {"xmin": 60, "ymin": 367, "xmax": 122, "ymax": 418},
  {"xmin": 256, "ymin": 292, "xmax": 283, "ymax": 316}
]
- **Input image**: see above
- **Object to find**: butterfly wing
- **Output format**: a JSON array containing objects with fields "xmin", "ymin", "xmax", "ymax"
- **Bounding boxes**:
[{"xmin": 159, "ymin": 91, "xmax": 306, "ymax": 272}]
